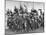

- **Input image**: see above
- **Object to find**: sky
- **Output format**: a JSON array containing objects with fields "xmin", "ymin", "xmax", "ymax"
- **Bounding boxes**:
[{"xmin": 6, "ymin": 0, "xmax": 44, "ymax": 12}]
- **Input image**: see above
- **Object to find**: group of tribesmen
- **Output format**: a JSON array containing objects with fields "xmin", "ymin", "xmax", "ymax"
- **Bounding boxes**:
[{"xmin": 6, "ymin": 4, "xmax": 44, "ymax": 32}]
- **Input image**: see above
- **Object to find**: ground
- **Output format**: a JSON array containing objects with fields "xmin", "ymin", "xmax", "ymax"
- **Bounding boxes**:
[{"xmin": 5, "ymin": 27, "xmax": 44, "ymax": 35}]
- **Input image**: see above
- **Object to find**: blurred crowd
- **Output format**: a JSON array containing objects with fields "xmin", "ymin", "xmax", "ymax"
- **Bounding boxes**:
[{"xmin": 5, "ymin": 4, "xmax": 44, "ymax": 32}]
